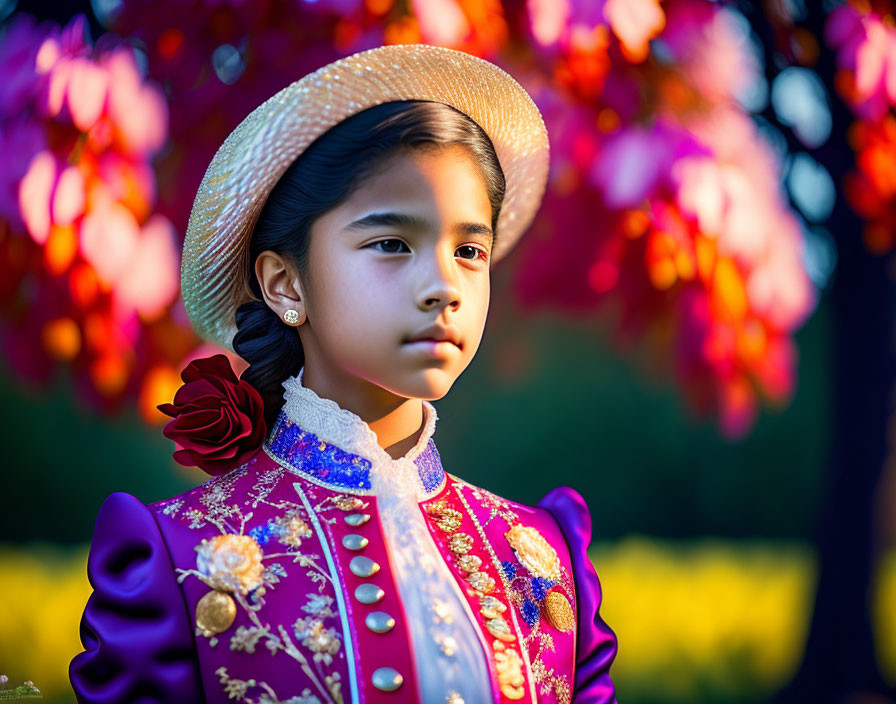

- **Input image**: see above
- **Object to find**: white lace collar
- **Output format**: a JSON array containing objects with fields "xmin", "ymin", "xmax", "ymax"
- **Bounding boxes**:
[{"xmin": 262, "ymin": 366, "xmax": 445, "ymax": 500}]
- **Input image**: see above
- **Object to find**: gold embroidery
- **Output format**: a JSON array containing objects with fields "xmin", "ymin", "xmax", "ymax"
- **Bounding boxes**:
[
  {"xmin": 468, "ymin": 484, "xmax": 517, "ymax": 527},
  {"xmin": 436, "ymin": 508, "xmax": 463, "ymax": 533},
  {"xmin": 466, "ymin": 570, "xmax": 496, "ymax": 594},
  {"xmin": 479, "ymin": 595, "xmax": 507, "ymax": 619},
  {"xmin": 330, "ymin": 493, "xmax": 365, "ymax": 511},
  {"xmin": 434, "ymin": 487, "xmax": 534, "ymax": 702},
  {"xmin": 275, "ymin": 510, "xmax": 313, "ymax": 548},
  {"xmin": 215, "ymin": 666, "xmax": 332, "ymax": 704},
  {"xmin": 196, "ymin": 590, "xmax": 237, "ymax": 638},
  {"xmin": 486, "ymin": 616, "xmax": 516, "ymax": 642},
  {"xmin": 493, "ymin": 640, "xmax": 526, "ymax": 700},
  {"xmin": 456, "ymin": 554, "xmax": 482, "ymax": 572},
  {"xmin": 504, "ymin": 524, "xmax": 562, "ymax": 582},
  {"xmin": 196, "ymin": 534, "xmax": 265, "ymax": 594},
  {"xmin": 449, "ymin": 532, "xmax": 474, "ymax": 554},
  {"xmin": 164, "ymin": 465, "xmax": 349, "ymax": 704},
  {"xmin": 457, "ymin": 479, "xmax": 577, "ymax": 704},
  {"xmin": 543, "ymin": 590, "xmax": 575, "ymax": 633}
]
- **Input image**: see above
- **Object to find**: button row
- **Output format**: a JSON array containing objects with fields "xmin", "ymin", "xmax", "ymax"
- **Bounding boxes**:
[{"xmin": 342, "ymin": 511, "xmax": 402, "ymax": 693}]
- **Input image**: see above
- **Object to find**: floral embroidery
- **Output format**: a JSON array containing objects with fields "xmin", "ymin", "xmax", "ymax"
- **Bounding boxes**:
[
  {"xmin": 215, "ymin": 666, "xmax": 329, "ymax": 703},
  {"xmin": 275, "ymin": 510, "xmax": 314, "ymax": 547},
  {"xmin": 424, "ymin": 491, "xmax": 530, "ymax": 701},
  {"xmin": 162, "ymin": 498, "xmax": 184, "ymax": 517},
  {"xmin": 293, "ymin": 616, "xmax": 342, "ymax": 665},
  {"xmin": 196, "ymin": 534, "xmax": 265, "ymax": 593},
  {"xmin": 460, "ymin": 479, "xmax": 575, "ymax": 704},
  {"xmin": 161, "ymin": 458, "xmax": 349, "ymax": 704},
  {"xmin": 493, "ymin": 641, "xmax": 526, "ymax": 700},
  {"xmin": 292, "ymin": 592, "xmax": 341, "ymax": 665},
  {"xmin": 327, "ymin": 493, "xmax": 366, "ymax": 512},
  {"xmin": 467, "ymin": 483, "xmax": 518, "ymax": 527},
  {"xmin": 504, "ymin": 524, "xmax": 562, "ymax": 582}
]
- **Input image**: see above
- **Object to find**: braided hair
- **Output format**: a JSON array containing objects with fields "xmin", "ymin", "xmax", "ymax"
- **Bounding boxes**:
[{"xmin": 232, "ymin": 100, "xmax": 506, "ymax": 430}]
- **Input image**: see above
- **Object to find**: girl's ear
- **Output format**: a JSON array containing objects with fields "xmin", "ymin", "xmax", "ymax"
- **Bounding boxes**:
[{"xmin": 255, "ymin": 250, "xmax": 307, "ymax": 324}]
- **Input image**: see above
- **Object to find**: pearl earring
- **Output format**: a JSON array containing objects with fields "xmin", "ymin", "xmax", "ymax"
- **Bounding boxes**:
[{"xmin": 283, "ymin": 309, "xmax": 303, "ymax": 325}]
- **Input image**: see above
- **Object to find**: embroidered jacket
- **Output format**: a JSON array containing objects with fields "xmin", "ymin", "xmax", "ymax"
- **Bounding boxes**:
[{"xmin": 69, "ymin": 370, "xmax": 617, "ymax": 704}]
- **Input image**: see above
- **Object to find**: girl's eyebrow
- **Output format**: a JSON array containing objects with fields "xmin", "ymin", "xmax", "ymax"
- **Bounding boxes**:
[{"xmin": 345, "ymin": 212, "xmax": 494, "ymax": 241}]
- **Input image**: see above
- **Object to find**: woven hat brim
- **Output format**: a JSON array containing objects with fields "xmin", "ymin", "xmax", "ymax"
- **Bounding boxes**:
[{"xmin": 182, "ymin": 43, "xmax": 550, "ymax": 352}]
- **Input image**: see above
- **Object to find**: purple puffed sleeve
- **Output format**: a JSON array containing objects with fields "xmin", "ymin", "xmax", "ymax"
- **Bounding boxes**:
[
  {"xmin": 539, "ymin": 486, "xmax": 618, "ymax": 704},
  {"xmin": 69, "ymin": 492, "xmax": 204, "ymax": 703}
]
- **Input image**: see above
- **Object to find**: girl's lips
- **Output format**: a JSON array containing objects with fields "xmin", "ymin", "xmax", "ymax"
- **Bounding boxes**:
[{"xmin": 403, "ymin": 339, "xmax": 460, "ymax": 356}]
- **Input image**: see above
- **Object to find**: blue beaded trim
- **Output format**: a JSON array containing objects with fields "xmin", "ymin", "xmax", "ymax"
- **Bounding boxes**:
[
  {"xmin": 522, "ymin": 598, "xmax": 541, "ymax": 627},
  {"xmin": 502, "ymin": 561, "xmax": 517, "ymax": 581},
  {"xmin": 265, "ymin": 411, "xmax": 373, "ymax": 490},
  {"xmin": 264, "ymin": 409, "xmax": 446, "ymax": 494},
  {"xmin": 415, "ymin": 438, "xmax": 446, "ymax": 492},
  {"xmin": 531, "ymin": 576, "xmax": 556, "ymax": 602}
]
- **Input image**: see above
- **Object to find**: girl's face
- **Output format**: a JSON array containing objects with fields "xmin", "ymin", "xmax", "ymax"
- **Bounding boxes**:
[{"xmin": 288, "ymin": 144, "xmax": 493, "ymax": 402}]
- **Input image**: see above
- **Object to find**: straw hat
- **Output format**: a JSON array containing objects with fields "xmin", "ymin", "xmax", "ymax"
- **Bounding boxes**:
[{"xmin": 181, "ymin": 43, "xmax": 550, "ymax": 352}]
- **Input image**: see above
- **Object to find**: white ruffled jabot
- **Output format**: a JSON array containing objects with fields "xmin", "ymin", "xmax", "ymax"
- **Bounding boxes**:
[{"xmin": 279, "ymin": 366, "xmax": 442, "ymax": 501}]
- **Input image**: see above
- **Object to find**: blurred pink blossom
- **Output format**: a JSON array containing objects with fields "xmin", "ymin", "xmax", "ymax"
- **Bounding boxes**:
[
  {"xmin": 0, "ymin": 11, "xmax": 178, "ymax": 405},
  {"xmin": 684, "ymin": 106, "xmax": 815, "ymax": 329},
  {"xmin": 115, "ymin": 214, "xmax": 180, "ymax": 321},
  {"xmin": 661, "ymin": 2, "xmax": 761, "ymax": 104},
  {"xmin": 825, "ymin": 2, "xmax": 896, "ymax": 118},
  {"xmin": 589, "ymin": 120, "xmax": 708, "ymax": 208},
  {"xmin": 18, "ymin": 150, "xmax": 56, "ymax": 244},
  {"xmin": 603, "ymin": 0, "xmax": 664, "ymax": 62},
  {"xmin": 413, "ymin": 0, "xmax": 470, "ymax": 46}
]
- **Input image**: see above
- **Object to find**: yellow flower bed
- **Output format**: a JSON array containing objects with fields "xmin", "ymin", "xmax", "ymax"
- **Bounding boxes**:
[
  {"xmin": 590, "ymin": 537, "xmax": 817, "ymax": 702},
  {"xmin": 0, "ymin": 543, "xmax": 92, "ymax": 703},
  {"xmin": 0, "ymin": 538, "xmax": 893, "ymax": 703},
  {"xmin": 874, "ymin": 549, "xmax": 896, "ymax": 679}
]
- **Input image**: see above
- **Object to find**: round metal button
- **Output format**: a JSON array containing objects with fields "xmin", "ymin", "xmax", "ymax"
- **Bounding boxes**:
[
  {"xmin": 371, "ymin": 667, "xmax": 403, "ymax": 692},
  {"xmin": 355, "ymin": 583, "xmax": 385, "ymax": 604},
  {"xmin": 349, "ymin": 556, "xmax": 380, "ymax": 578},
  {"xmin": 342, "ymin": 533, "xmax": 369, "ymax": 551},
  {"xmin": 365, "ymin": 611, "xmax": 395, "ymax": 633},
  {"xmin": 344, "ymin": 512, "xmax": 371, "ymax": 527}
]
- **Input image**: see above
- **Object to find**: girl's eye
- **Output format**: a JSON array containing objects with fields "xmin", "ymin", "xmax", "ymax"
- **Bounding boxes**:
[
  {"xmin": 369, "ymin": 239, "xmax": 410, "ymax": 254},
  {"xmin": 457, "ymin": 245, "xmax": 488, "ymax": 262},
  {"xmin": 368, "ymin": 239, "xmax": 487, "ymax": 262}
]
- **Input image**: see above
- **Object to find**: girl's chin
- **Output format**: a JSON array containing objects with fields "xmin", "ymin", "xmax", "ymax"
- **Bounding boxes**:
[{"xmin": 377, "ymin": 368, "xmax": 459, "ymax": 401}]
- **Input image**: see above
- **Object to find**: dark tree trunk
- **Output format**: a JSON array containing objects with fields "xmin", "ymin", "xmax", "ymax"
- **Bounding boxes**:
[{"xmin": 740, "ymin": 3, "xmax": 896, "ymax": 700}]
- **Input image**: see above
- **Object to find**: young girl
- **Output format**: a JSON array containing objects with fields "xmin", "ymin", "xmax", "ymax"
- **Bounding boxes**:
[{"xmin": 69, "ymin": 44, "xmax": 617, "ymax": 704}]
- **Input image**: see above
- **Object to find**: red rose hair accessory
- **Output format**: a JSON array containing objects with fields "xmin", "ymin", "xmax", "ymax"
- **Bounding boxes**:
[{"xmin": 157, "ymin": 354, "xmax": 267, "ymax": 476}]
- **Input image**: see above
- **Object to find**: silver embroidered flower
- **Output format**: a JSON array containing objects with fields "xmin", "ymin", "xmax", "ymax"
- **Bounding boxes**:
[
  {"xmin": 302, "ymin": 592, "xmax": 335, "ymax": 616},
  {"xmin": 275, "ymin": 510, "xmax": 313, "ymax": 548},
  {"xmin": 274, "ymin": 692, "xmax": 322, "ymax": 704},
  {"xmin": 229, "ymin": 625, "xmax": 268, "ymax": 654},
  {"xmin": 292, "ymin": 616, "xmax": 341, "ymax": 665}
]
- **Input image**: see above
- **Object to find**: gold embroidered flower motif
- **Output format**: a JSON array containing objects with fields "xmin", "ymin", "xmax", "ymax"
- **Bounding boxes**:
[
  {"xmin": 196, "ymin": 534, "xmax": 265, "ymax": 594},
  {"xmin": 504, "ymin": 524, "xmax": 561, "ymax": 582},
  {"xmin": 493, "ymin": 640, "xmax": 526, "ymax": 700},
  {"xmin": 437, "ymin": 508, "xmax": 463, "ymax": 533},
  {"xmin": 292, "ymin": 616, "xmax": 342, "ymax": 665},
  {"xmin": 449, "ymin": 532, "xmax": 474, "ymax": 554},
  {"xmin": 276, "ymin": 510, "xmax": 313, "ymax": 547},
  {"xmin": 332, "ymin": 494, "xmax": 364, "ymax": 511}
]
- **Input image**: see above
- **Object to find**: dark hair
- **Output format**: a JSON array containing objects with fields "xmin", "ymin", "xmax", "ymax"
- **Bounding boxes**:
[{"xmin": 232, "ymin": 100, "xmax": 506, "ymax": 429}]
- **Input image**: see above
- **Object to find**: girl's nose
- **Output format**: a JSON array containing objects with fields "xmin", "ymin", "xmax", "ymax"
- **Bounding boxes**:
[{"xmin": 418, "ymin": 250, "xmax": 461, "ymax": 312}]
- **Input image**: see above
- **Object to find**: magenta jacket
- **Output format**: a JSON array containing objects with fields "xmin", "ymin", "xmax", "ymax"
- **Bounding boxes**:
[{"xmin": 70, "ymin": 372, "xmax": 617, "ymax": 704}]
